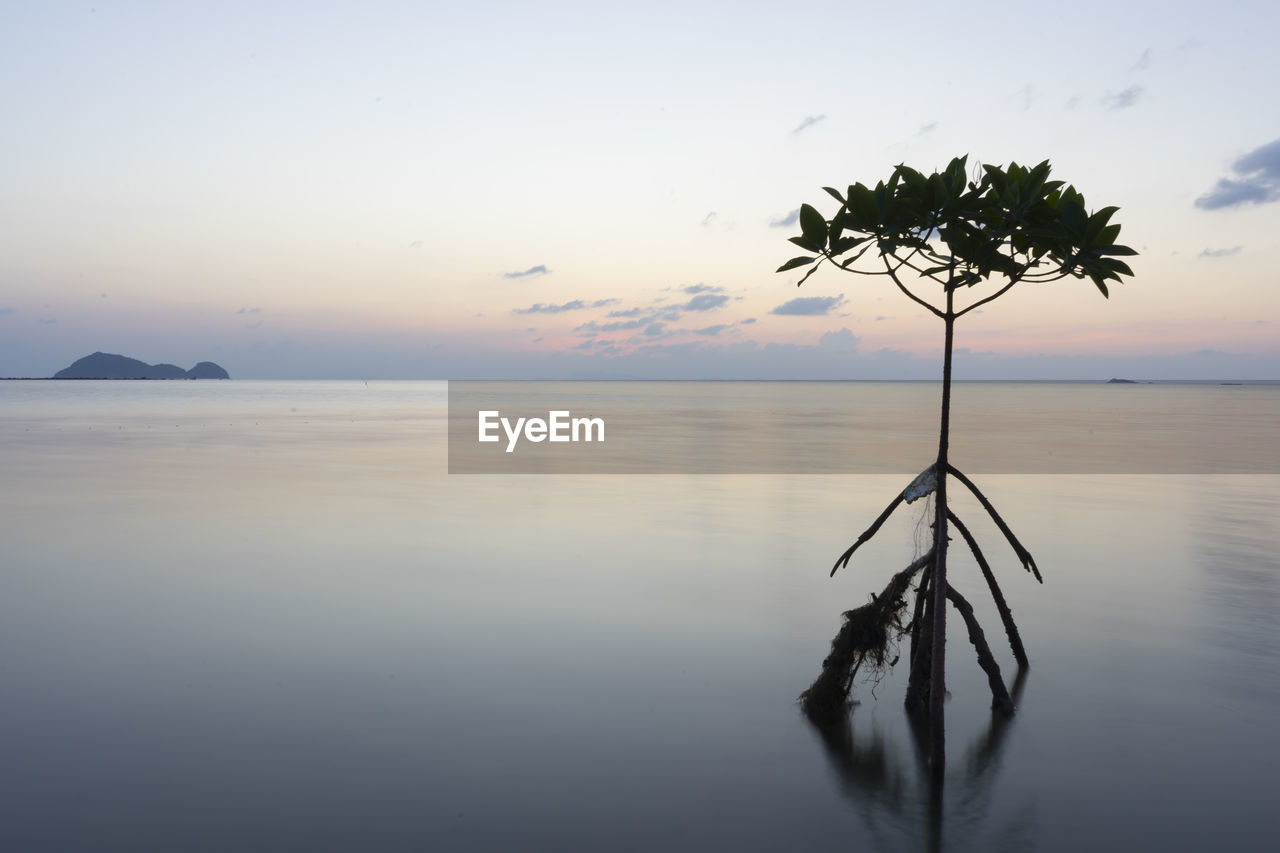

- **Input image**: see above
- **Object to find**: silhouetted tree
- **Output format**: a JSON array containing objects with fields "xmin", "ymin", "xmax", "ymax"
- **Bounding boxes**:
[{"xmin": 781, "ymin": 157, "xmax": 1136, "ymax": 778}]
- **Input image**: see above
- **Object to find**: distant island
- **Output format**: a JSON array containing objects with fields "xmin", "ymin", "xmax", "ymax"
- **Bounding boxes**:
[{"xmin": 53, "ymin": 352, "xmax": 230, "ymax": 380}]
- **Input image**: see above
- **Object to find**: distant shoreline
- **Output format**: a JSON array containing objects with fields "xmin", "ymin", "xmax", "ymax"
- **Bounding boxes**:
[
  {"xmin": 3, "ymin": 377, "xmax": 1278, "ymax": 384},
  {"xmin": 0, "ymin": 376, "xmax": 229, "ymax": 381}
]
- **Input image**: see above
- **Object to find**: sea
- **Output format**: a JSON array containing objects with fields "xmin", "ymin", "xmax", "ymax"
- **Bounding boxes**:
[{"xmin": 1, "ymin": 379, "xmax": 1277, "ymax": 852}]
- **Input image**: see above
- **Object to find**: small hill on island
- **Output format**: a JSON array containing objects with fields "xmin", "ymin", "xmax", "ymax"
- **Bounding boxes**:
[
  {"xmin": 54, "ymin": 352, "xmax": 230, "ymax": 380},
  {"xmin": 187, "ymin": 361, "xmax": 231, "ymax": 379}
]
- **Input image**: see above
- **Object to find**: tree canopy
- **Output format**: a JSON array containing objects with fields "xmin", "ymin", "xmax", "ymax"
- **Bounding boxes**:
[{"xmin": 776, "ymin": 156, "xmax": 1137, "ymax": 315}]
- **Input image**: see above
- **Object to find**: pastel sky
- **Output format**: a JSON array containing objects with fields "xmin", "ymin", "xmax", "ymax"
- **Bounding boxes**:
[{"xmin": 2, "ymin": 0, "xmax": 1278, "ymax": 379}]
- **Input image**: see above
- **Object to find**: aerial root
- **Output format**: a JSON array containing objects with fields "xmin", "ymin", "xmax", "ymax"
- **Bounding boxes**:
[
  {"xmin": 947, "ymin": 465, "xmax": 1042, "ymax": 583},
  {"xmin": 831, "ymin": 492, "xmax": 905, "ymax": 576},
  {"xmin": 831, "ymin": 465, "xmax": 937, "ymax": 576},
  {"xmin": 948, "ymin": 509, "xmax": 1029, "ymax": 668},
  {"xmin": 945, "ymin": 584, "xmax": 1015, "ymax": 717}
]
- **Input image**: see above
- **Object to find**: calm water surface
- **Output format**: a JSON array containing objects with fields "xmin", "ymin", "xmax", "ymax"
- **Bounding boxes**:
[{"xmin": 1, "ymin": 381, "xmax": 1277, "ymax": 851}]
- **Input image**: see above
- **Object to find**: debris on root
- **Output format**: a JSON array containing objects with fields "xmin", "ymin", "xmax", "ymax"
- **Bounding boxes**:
[{"xmin": 800, "ymin": 552, "xmax": 932, "ymax": 724}]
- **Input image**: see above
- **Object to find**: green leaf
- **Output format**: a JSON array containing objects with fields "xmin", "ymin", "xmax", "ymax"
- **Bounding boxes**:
[
  {"xmin": 838, "ymin": 242, "xmax": 874, "ymax": 268},
  {"xmin": 929, "ymin": 173, "xmax": 947, "ymax": 208},
  {"xmin": 789, "ymin": 234, "xmax": 823, "ymax": 252},
  {"xmin": 848, "ymin": 183, "xmax": 878, "ymax": 227},
  {"xmin": 822, "ymin": 186, "xmax": 845, "ymax": 204},
  {"xmin": 1100, "ymin": 257, "xmax": 1135, "ymax": 277},
  {"xmin": 830, "ymin": 235, "xmax": 870, "ymax": 255},
  {"xmin": 1061, "ymin": 201, "xmax": 1086, "ymax": 238},
  {"xmin": 1098, "ymin": 244, "xmax": 1138, "ymax": 256},
  {"xmin": 776, "ymin": 256, "xmax": 816, "ymax": 272},
  {"xmin": 828, "ymin": 211, "xmax": 846, "ymax": 245},
  {"xmin": 799, "ymin": 204, "xmax": 827, "ymax": 246},
  {"xmin": 1086, "ymin": 206, "xmax": 1120, "ymax": 241},
  {"xmin": 896, "ymin": 166, "xmax": 927, "ymax": 193}
]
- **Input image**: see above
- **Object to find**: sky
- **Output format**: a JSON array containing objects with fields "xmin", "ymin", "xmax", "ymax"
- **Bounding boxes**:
[{"xmin": 2, "ymin": 0, "xmax": 1278, "ymax": 379}]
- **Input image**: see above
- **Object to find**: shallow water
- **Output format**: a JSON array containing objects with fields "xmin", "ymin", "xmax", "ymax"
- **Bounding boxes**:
[{"xmin": 1, "ymin": 381, "xmax": 1276, "ymax": 851}]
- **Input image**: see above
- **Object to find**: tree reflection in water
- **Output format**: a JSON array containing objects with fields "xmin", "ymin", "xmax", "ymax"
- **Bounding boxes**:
[{"xmin": 807, "ymin": 669, "xmax": 1031, "ymax": 853}]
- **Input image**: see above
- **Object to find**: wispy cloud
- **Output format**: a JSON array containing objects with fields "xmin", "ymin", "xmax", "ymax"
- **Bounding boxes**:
[
  {"xmin": 1196, "ymin": 180, "xmax": 1273, "ymax": 209},
  {"xmin": 684, "ymin": 293, "xmax": 729, "ymax": 311},
  {"xmin": 1131, "ymin": 48, "xmax": 1151, "ymax": 71},
  {"xmin": 0, "ymin": 306, "xmax": 15, "ymax": 317},
  {"xmin": 1196, "ymin": 138, "xmax": 1280, "ymax": 210},
  {"xmin": 408, "ymin": 240, "xmax": 423, "ymax": 249},
  {"xmin": 701, "ymin": 211, "xmax": 717, "ymax": 226},
  {"xmin": 770, "ymin": 294, "xmax": 848, "ymax": 316},
  {"xmin": 682, "ymin": 291, "xmax": 729, "ymax": 312},
  {"xmin": 576, "ymin": 317, "xmax": 652, "ymax": 333},
  {"xmin": 237, "ymin": 307, "xmax": 261, "ymax": 315},
  {"xmin": 569, "ymin": 283, "xmax": 739, "ymax": 342},
  {"xmin": 792, "ymin": 114, "xmax": 826, "ymax": 135},
  {"xmin": 770, "ymin": 209, "xmax": 800, "ymax": 228},
  {"xmin": 1199, "ymin": 246, "xmax": 1244, "ymax": 258},
  {"xmin": 1016, "ymin": 85, "xmax": 1034, "ymax": 111},
  {"xmin": 513, "ymin": 298, "xmax": 619, "ymax": 315},
  {"xmin": 917, "ymin": 121, "xmax": 938, "ymax": 136},
  {"xmin": 1102, "ymin": 85, "xmax": 1144, "ymax": 110},
  {"xmin": 503, "ymin": 264, "xmax": 550, "ymax": 279},
  {"xmin": 607, "ymin": 306, "xmax": 681, "ymax": 323}
]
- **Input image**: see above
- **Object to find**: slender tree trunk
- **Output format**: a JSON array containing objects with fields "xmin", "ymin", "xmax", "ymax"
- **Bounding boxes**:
[
  {"xmin": 905, "ymin": 565, "xmax": 933, "ymax": 712},
  {"xmin": 929, "ymin": 288, "xmax": 956, "ymax": 780}
]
